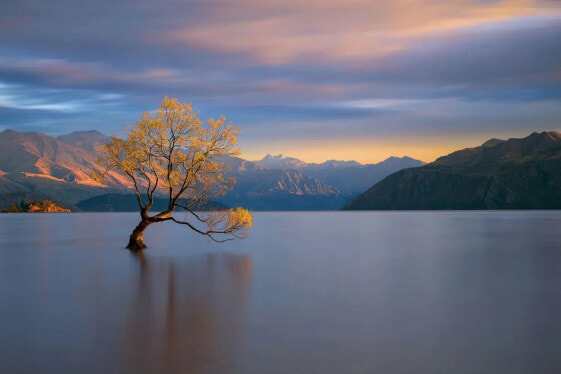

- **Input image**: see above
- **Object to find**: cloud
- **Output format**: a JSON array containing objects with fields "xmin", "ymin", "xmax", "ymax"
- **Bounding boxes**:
[
  {"xmin": 162, "ymin": 0, "xmax": 560, "ymax": 64},
  {"xmin": 0, "ymin": 81, "xmax": 126, "ymax": 113},
  {"xmin": 0, "ymin": 81, "xmax": 137, "ymax": 135},
  {"xmin": 0, "ymin": 57, "xmax": 190, "ymax": 88},
  {"xmin": 1, "ymin": 0, "xmax": 560, "ymax": 161}
]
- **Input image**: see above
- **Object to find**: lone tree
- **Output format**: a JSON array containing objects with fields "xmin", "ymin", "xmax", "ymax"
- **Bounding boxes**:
[{"xmin": 95, "ymin": 97, "xmax": 252, "ymax": 251}]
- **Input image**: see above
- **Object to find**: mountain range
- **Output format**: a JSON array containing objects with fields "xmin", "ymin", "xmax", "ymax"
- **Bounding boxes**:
[
  {"xmin": 0, "ymin": 129, "xmax": 422, "ymax": 211},
  {"xmin": 252, "ymin": 154, "xmax": 424, "ymax": 194},
  {"xmin": 345, "ymin": 131, "xmax": 561, "ymax": 210},
  {"xmin": 0, "ymin": 129, "xmax": 127, "ymax": 207}
]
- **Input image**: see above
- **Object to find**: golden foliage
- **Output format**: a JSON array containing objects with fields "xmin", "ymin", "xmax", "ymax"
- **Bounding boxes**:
[
  {"xmin": 96, "ymin": 97, "xmax": 252, "ymax": 241},
  {"xmin": 228, "ymin": 207, "xmax": 253, "ymax": 229},
  {"xmin": 226, "ymin": 207, "xmax": 253, "ymax": 238}
]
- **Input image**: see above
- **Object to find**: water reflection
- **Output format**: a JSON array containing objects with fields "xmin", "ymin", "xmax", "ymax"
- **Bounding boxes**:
[
  {"xmin": 123, "ymin": 252, "xmax": 252, "ymax": 373},
  {"xmin": 3, "ymin": 212, "xmax": 561, "ymax": 373}
]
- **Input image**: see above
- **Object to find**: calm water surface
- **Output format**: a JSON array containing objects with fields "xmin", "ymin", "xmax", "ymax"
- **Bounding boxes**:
[{"xmin": 1, "ymin": 212, "xmax": 561, "ymax": 373}]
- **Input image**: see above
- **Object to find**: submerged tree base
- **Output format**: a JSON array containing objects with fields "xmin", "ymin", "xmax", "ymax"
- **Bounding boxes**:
[
  {"xmin": 126, "ymin": 219, "xmax": 151, "ymax": 251},
  {"xmin": 126, "ymin": 237, "xmax": 147, "ymax": 251}
]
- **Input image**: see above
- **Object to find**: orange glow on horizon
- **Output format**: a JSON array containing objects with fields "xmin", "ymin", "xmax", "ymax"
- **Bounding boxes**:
[
  {"xmin": 239, "ymin": 139, "xmax": 471, "ymax": 164},
  {"xmin": 239, "ymin": 128, "xmax": 560, "ymax": 164}
]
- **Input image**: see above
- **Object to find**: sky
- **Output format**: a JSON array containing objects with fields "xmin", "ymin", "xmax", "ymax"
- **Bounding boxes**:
[{"xmin": 1, "ymin": 0, "xmax": 561, "ymax": 163}]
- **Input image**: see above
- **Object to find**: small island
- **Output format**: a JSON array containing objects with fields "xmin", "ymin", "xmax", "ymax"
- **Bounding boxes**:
[{"xmin": 2, "ymin": 200, "xmax": 71, "ymax": 213}]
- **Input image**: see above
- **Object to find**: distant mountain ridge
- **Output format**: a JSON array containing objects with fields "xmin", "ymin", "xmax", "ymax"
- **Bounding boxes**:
[
  {"xmin": 57, "ymin": 130, "xmax": 112, "ymax": 152},
  {"xmin": 216, "ymin": 156, "xmax": 343, "ymax": 210},
  {"xmin": 345, "ymin": 131, "xmax": 561, "ymax": 210},
  {"xmin": 0, "ymin": 129, "xmax": 128, "ymax": 204},
  {"xmin": 222, "ymin": 156, "xmax": 339, "ymax": 196},
  {"xmin": 0, "ymin": 129, "xmax": 128, "ymax": 188},
  {"xmin": 0, "ymin": 129, "xmax": 422, "ymax": 210},
  {"xmin": 255, "ymin": 154, "xmax": 308, "ymax": 169},
  {"xmin": 254, "ymin": 154, "xmax": 424, "ymax": 194}
]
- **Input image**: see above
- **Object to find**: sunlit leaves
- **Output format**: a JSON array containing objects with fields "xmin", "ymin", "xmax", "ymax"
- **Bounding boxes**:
[{"xmin": 96, "ymin": 96, "xmax": 252, "ymax": 241}]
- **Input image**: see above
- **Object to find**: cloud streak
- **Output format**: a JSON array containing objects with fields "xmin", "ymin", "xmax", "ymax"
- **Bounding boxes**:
[{"xmin": 0, "ymin": 0, "xmax": 560, "ymax": 162}]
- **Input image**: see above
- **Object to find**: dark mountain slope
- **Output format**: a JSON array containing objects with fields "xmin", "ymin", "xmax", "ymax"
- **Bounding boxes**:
[{"xmin": 345, "ymin": 131, "xmax": 561, "ymax": 210}]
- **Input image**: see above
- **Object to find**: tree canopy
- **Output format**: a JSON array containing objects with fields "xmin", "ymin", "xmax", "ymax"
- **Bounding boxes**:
[{"xmin": 95, "ymin": 97, "xmax": 252, "ymax": 250}]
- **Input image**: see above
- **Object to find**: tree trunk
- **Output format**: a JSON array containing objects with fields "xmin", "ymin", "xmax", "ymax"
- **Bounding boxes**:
[{"xmin": 127, "ymin": 218, "xmax": 152, "ymax": 251}]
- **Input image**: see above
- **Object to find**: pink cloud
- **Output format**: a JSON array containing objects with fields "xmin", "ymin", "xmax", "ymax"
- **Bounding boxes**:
[
  {"xmin": 0, "ymin": 57, "xmax": 187, "ymax": 86},
  {"xmin": 160, "ymin": 0, "xmax": 560, "ymax": 64}
]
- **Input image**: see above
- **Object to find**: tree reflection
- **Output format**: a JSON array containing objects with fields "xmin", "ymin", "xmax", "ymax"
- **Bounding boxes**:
[{"xmin": 123, "ymin": 252, "xmax": 252, "ymax": 373}]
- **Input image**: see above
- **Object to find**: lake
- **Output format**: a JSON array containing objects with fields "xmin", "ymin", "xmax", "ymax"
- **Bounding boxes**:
[{"xmin": 1, "ymin": 211, "xmax": 561, "ymax": 373}]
